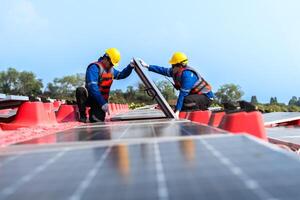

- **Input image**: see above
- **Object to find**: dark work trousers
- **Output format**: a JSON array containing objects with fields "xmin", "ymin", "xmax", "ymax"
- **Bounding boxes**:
[
  {"xmin": 75, "ymin": 87, "xmax": 106, "ymax": 122},
  {"xmin": 182, "ymin": 94, "xmax": 212, "ymax": 111}
]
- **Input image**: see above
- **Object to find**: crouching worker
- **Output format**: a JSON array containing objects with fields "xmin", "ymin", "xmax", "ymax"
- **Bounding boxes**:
[
  {"xmin": 138, "ymin": 52, "xmax": 214, "ymax": 116},
  {"xmin": 76, "ymin": 48, "xmax": 134, "ymax": 123}
]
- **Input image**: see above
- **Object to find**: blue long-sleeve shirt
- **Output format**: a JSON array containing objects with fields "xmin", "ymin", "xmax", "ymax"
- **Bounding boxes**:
[
  {"xmin": 149, "ymin": 65, "xmax": 213, "ymax": 111},
  {"xmin": 86, "ymin": 63, "xmax": 133, "ymax": 106}
]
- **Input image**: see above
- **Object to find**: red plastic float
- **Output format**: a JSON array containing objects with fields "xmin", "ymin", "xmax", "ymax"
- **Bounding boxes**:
[
  {"xmin": 56, "ymin": 105, "xmax": 78, "ymax": 123},
  {"xmin": 1, "ymin": 102, "xmax": 53, "ymax": 130},
  {"xmin": 187, "ymin": 111, "xmax": 212, "ymax": 125},
  {"xmin": 43, "ymin": 103, "xmax": 57, "ymax": 124},
  {"xmin": 218, "ymin": 111, "xmax": 267, "ymax": 141},
  {"xmin": 53, "ymin": 101, "xmax": 61, "ymax": 110},
  {"xmin": 109, "ymin": 103, "xmax": 116, "ymax": 114},
  {"xmin": 208, "ymin": 112, "xmax": 225, "ymax": 127}
]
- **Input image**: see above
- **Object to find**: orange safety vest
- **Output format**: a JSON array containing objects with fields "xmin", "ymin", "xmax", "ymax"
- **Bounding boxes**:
[
  {"xmin": 87, "ymin": 62, "xmax": 114, "ymax": 101},
  {"xmin": 172, "ymin": 66, "xmax": 212, "ymax": 95}
]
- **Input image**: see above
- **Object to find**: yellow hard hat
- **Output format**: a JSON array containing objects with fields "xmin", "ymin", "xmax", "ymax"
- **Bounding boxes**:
[
  {"xmin": 169, "ymin": 52, "xmax": 188, "ymax": 65},
  {"xmin": 105, "ymin": 48, "xmax": 121, "ymax": 66}
]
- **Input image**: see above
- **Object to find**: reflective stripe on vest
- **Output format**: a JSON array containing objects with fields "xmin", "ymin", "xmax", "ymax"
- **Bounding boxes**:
[
  {"xmin": 172, "ymin": 66, "xmax": 212, "ymax": 95},
  {"xmin": 87, "ymin": 62, "xmax": 114, "ymax": 101}
]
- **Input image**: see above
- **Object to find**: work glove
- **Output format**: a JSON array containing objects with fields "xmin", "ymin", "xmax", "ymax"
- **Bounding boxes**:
[
  {"xmin": 101, "ymin": 103, "xmax": 110, "ymax": 115},
  {"xmin": 129, "ymin": 59, "xmax": 136, "ymax": 68},
  {"xmin": 175, "ymin": 110, "xmax": 180, "ymax": 119},
  {"xmin": 138, "ymin": 58, "xmax": 149, "ymax": 68}
]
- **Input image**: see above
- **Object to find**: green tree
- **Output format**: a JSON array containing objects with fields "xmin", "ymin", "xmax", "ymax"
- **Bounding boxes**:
[
  {"xmin": 45, "ymin": 73, "xmax": 84, "ymax": 100},
  {"xmin": 270, "ymin": 97, "xmax": 278, "ymax": 105},
  {"xmin": 0, "ymin": 68, "xmax": 20, "ymax": 94},
  {"xmin": 214, "ymin": 83, "xmax": 244, "ymax": 104},
  {"xmin": 123, "ymin": 86, "xmax": 136, "ymax": 102},
  {"xmin": 250, "ymin": 95, "xmax": 259, "ymax": 104},
  {"xmin": 288, "ymin": 105, "xmax": 300, "ymax": 112},
  {"xmin": 156, "ymin": 80, "xmax": 177, "ymax": 102},
  {"xmin": 109, "ymin": 89, "xmax": 127, "ymax": 103},
  {"xmin": 135, "ymin": 83, "xmax": 155, "ymax": 104},
  {"xmin": 288, "ymin": 96, "xmax": 298, "ymax": 106},
  {"xmin": 17, "ymin": 71, "xmax": 43, "ymax": 96},
  {"xmin": 0, "ymin": 68, "xmax": 43, "ymax": 96}
]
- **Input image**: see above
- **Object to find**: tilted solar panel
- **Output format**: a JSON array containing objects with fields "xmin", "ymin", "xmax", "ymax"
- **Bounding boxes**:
[{"xmin": 133, "ymin": 58, "xmax": 176, "ymax": 119}]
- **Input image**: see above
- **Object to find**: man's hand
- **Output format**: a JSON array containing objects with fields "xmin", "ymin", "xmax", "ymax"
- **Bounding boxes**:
[
  {"xmin": 101, "ymin": 103, "xmax": 110, "ymax": 115},
  {"xmin": 138, "ymin": 59, "xmax": 149, "ymax": 68},
  {"xmin": 175, "ymin": 110, "xmax": 180, "ymax": 119},
  {"xmin": 129, "ymin": 59, "xmax": 136, "ymax": 68}
]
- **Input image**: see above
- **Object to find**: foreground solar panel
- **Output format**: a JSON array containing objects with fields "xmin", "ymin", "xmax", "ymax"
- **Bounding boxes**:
[
  {"xmin": 133, "ymin": 58, "xmax": 176, "ymax": 118},
  {"xmin": 263, "ymin": 112, "xmax": 300, "ymax": 126},
  {"xmin": 1, "ymin": 134, "xmax": 300, "ymax": 200}
]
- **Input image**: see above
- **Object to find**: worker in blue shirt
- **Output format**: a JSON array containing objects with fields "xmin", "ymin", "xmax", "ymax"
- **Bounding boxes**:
[
  {"xmin": 76, "ymin": 48, "xmax": 134, "ymax": 123},
  {"xmin": 138, "ymin": 52, "xmax": 214, "ymax": 117}
]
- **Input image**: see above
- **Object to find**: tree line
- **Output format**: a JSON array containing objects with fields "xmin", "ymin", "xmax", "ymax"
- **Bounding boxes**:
[
  {"xmin": 252, "ymin": 96, "xmax": 300, "ymax": 112},
  {"xmin": 0, "ymin": 67, "xmax": 299, "ymax": 112}
]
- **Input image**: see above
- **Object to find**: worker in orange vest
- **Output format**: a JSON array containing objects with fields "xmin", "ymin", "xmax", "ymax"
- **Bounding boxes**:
[
  {"xmin": 76, "ymin": 48, "xmax": 134, "ymax": 123},
  {"xmin": 138, "ymin": 52, "xmax": 214, "ymax": 117}
]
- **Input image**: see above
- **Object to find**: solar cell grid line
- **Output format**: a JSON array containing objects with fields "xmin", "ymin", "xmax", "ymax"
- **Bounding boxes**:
[
  {"xmin": 151, "ymin": 125, "xmax": 170, "ymax": 200},
  {"xmin": 69, "ymin": 125, "xmax": 131, "ymax": 200},
  {"xmin": 180, "ymin": 126, "xmax": 193, "ymax": 136},
  {"xmin": 0, "ymin": 153, "xmax": 23, "ymax": 168},
  {"xmin": 0, "ymin": 148, "xmax": 70, "ymax": 198},
  {"xmin": 199, "ymin": 139, "xmax": 277, "ymax": 200},
  {"xmin": 173, "ymin": 122, "xmax": 226, "ymax": 137}
]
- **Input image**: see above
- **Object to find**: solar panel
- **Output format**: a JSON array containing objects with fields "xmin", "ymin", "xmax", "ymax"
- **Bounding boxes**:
[
  {"xmin": 111, "ymin": 109, "xmax": 166, "ymax": 121},
  {"xmin": 18, "ymin": 119, "xmax": 226, "ymax": 145},
  {"xmin": 0, "ymin": 110, "xmax": 17, "ymax": 119},
  {"xmin": 263, "ymin": 112, "xmax": 300, "ymax": 126},
  {"xmin": 267, "ymin": 127, "xmax": 300, "ymax": 147},
  {"xmin": 0, "ymin": 94, "xmax": 6, "ymax": 99},
  {"xmin": 0, "ymin": 95, "xmax": 29, "ymax": 109},
  {"xmin": 133, "ymin": 58, "xmax": 176, "ymax": 119},
  {"xmin": 2, "ymin": 134, "xmax": 300, "ymax": 200}
]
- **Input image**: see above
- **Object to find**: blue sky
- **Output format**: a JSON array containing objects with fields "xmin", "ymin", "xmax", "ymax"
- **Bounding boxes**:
[{"xmin": 0, "ymin": 0, "xmax": 299, "ymax": 103}]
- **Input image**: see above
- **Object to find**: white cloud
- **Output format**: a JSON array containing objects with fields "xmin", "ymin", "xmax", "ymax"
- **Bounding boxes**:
[{"xmin": 1, "ymin": 0, "xmax": 48, "ymax": 34}]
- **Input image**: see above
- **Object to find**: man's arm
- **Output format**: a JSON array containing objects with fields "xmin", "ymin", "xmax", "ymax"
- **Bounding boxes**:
[
  {"xmin": 113, "ymin": 64, "xmax": 134, "ymax": 80},
  {"xmin": 148, "ymin": 65, "xmax": 173, "ymax": 77},
  {"xmin": 86, "ymin": 64, "xmax": 107, "ymax": 106},
  {"xmin": 175, "ymin": 71, "xmax": 198, "ymax": 111}
]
